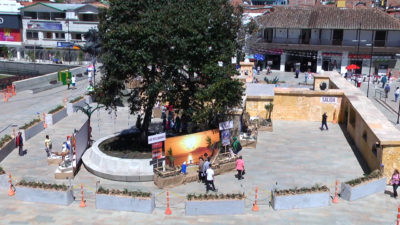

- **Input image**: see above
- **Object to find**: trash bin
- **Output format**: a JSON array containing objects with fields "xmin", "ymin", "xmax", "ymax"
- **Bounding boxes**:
[{"xmin": 181, "ymin": 162, "xmax": 187, "ymax": 174}]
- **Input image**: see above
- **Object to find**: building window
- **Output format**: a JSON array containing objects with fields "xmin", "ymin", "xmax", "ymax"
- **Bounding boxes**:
[
  {"xmin": 51, "ymin": 12, "xmax": 66, "ymax": 20},
  {"xmin": 375, "ymin": 31, "xmax": 386, "ymax": 47},
  {"xmin": 264, "ymin": 29, "xmax": 273, "ymax": 43},
  {"xmin": 55, "ymin": 33, "xmax": 65, "ymax": 40},
  {"xmin": 332, "ymin": 29, "xmax": 343, "ymax": 45},
  {"xmin": 79, "ymin": 14, "xmax": 98, "ymax": 22},
  {"xmin": 24, "ymin": 12, "xmax": 37, "ymax": 19},
  {"xmin": 38, "ymin": 12, "xmax": 50, "ymax": 20},
  {"xmin": 71, "ymin": 33, "xmax": 82, "ymax": 40},
  {"xmin": 26, "ymin": 31, "xmax": 38, "ymax": 40},
  {"xmin": 44, "ymin": 32, "xmax": 52, "ymax": 39}
]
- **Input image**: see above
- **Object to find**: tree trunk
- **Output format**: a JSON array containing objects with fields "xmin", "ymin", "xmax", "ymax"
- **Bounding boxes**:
[{"xmin": 140, "ymin": 97, "xmax": 157, "ymax": 143}]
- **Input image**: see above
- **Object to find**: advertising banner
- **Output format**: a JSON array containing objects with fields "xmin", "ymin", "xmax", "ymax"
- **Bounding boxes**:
[
  {"xmin": 152, "ymin": 142, "xmax": 163, "ymax": 159},
  {"xmin": 165, "ymin": 129, "xmax": 220, "ymax": 166},
  {"xmin": 219, "ymin": 120, "xmax": 233, "ymax": 131},
  {"xmin": 0, "ymin": 28, "xmax": 21, "ymax": 42},
  {"xmin": 27, "ymin": 22, "xmax": 62, "ymax": 31},
  {"xmin": 0, "ymin": 15, "xmax": 21, "ymax": 29},
  {"xmin": 221, "ymin": 129, "xmax": 230, "ymax": 146}
]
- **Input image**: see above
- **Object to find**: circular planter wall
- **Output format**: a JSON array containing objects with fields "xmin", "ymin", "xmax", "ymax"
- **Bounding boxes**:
[{"xmin": 82, "ymin": 132, "xmax": 154, "ymax": 182}]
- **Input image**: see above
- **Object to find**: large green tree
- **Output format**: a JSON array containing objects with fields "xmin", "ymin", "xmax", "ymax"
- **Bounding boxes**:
[{"xmin": 98, "ymin": 0, "xmax": 244, "ymax": 141}]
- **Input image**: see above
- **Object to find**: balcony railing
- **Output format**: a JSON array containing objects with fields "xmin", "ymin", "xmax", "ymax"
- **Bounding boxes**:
[{"xmin": 264, "ymin": 38, "xmax": 392, "ymax": 47}]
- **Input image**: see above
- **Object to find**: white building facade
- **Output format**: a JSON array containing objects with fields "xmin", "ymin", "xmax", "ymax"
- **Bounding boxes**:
[{"xmin": 20, "ymin": 2, "xmax": 101, "ymax": 62}]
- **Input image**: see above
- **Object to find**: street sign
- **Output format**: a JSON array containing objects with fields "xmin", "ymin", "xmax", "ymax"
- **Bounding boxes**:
[
  {"xmin": 148, "ymin": 133, "xmax": 166, "ymax": 144},
  {"xmin": 219, "ymin": 120, "xmax": 233, "ymax": 131},
  {"xmin": 57, "ymin": 42, "xmax": 73, "ymax": 48}
]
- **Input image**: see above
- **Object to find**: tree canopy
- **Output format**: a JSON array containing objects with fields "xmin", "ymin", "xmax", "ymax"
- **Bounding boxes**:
[{"xmin": 97, "ymin": 0, "xmax": 244, "ymax": 140}]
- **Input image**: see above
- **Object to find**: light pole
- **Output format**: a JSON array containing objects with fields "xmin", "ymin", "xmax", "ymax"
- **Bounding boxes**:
[{"xmin": 366, "ymin": 37, "xmax": 374, "ymax": 98}]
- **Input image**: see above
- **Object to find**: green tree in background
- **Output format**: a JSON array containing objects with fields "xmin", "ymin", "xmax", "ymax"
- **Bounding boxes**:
[{"xmin": 97, "ymin": 0, "xmax": 244, "ymax": 141}]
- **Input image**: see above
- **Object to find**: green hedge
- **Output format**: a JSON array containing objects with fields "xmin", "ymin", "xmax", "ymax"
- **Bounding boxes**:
[
  {"xmin": 274, "ymin": 184, "xmax": 329, "ymax": 196},
  {"xmin": 345, "ymin": 170, "xmax": 382, "ymax": 187},
  {"xmin": 187, "ymin": 193, "xmax": 245, "ymax": 201},
  {"xmin": 48, "ymin": 105, "xmax": 64, "ymax": 114},
  {"xmin": 18, "ymin": 180, "xmax": 68, "ymax": 191},
  {"xmin": 0, "ymin": 134, "xmax": 12, "ymax": 148},
  {"xmin": 97, "ymin": 186, "xmax": 151, "ymax": 198},
  {"xmin": 69, "ymin": 96, "xmax": 84, "ymax": 103},
  {"xmin": 19, "ymin": 118, "xmax": 41, "ymax": 130}
]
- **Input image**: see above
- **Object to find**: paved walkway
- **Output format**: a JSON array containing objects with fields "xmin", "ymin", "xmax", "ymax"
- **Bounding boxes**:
[
  {"xmin": 0, "ymin": 72, "xmax": 95, "ymax": 137},
  {"xmin": 2, "ymin": 114, "xmax": 398, "ymax": 224}
]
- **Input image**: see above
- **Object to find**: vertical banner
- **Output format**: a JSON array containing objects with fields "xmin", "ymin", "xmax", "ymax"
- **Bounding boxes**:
[{"xmin": 221, "ymin": 129, "xmax": 231, "ymax": 146}]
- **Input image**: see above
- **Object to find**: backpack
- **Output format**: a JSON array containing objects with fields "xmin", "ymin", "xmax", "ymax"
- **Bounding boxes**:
[{"xmin": 236, "ymin": 141, "xmax": 242, "ymax": 152}]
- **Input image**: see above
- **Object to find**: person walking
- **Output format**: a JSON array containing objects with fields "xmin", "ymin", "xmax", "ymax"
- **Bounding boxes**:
[
  {"xmin": 381, "ymin": 75, "xmax": 387, "ymax": 88},
  {"xmin": 385, "ymin": 83, "xmax": 391, "ymax": 98},
  {"xmin": 232, "ymin": 137, "xmax": 242, "ymax": 154},
  {"xmin": 44, "ymin": 135, "xmax": 52, "ymax": 157},
  {"xmin": 71, "ymin": 75, "xmax": 76, "ymax": 89},
  {"xmin": 395, "ymin": 87, "xmax": 400, "ymax": 102},
  {"xmin": 236, "ymin": 156, "xmax": 245, "ymax": 180},
  {"xmin": 295, "ymin": 68, "xmax": 299, "ymax": 78},
  {"xmin": 15, "ymin": 132, "xmax": 23, "ymax": 156},
  {"xmin": 202, "ymin": 157, "xmax": 210, "ymax": 178},
  {"xmin": 321, "ymin": 112, "xmax": 328, "ymax": 130},
  {"xmin": 66, "ymin": 77, "xmax": 71, "ymax": 90},
  {"xmin": 206, "ymin": 164, "xmax": 217, "ymax": 193},
  {"xmin": 198, "ymin": 157, "xmax": 205, "ymax": 183},
  {"xmin": 392, "ymin": 169, "xmax": 400, "ymax": 198}
]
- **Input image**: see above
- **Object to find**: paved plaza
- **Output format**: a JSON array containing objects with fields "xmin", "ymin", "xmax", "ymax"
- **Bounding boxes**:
[{"xmin": 1, "ymin": 70, "xmax": 400, "ymax": 224}]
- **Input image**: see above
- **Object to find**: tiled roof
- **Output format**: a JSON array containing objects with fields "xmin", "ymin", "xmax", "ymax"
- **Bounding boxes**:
[{"xmin": 257, "ymin": 6, "xmax": 400, "ymax": 30}]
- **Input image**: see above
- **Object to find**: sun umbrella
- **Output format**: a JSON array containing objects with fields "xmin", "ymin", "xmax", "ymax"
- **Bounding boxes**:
[{"xmin": 346, "ymin": 64, "xmax": 360, "ymax": 70}]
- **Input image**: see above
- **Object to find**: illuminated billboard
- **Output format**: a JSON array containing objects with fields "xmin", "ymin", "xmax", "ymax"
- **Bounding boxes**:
[
  {"xmin": 0, "ymin": 28, "xmax": 21, "ymax": 42},
  {"xmin": 165, "ymin": 129, "xmax": 220, "ymax": 166}
]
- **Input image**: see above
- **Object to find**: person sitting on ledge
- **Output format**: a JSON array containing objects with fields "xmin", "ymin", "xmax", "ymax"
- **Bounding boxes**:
[{"xmin": 53, "ymin": 142, "xmax": 70, "ymax": 165}]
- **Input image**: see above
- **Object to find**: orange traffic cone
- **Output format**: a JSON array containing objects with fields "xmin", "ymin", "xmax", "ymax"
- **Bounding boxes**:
[
  {"xmin": 8, "ymin": 174, "xmax": 15, "ymax": 196},
  {"xmin": 165, "ymin": 191, "xmax": 172, "ymax": 215},
  {"xmin": 333, "ymin": 180, "xmax": 339, "ymax": 204},
  {"xmin": 79, "ymin": 184, "xmax": 86, "ymax": 208},
  {"xmin": 12, "ymin": 128, "xmax": 15, "ymax": 138},
  {"xmin": 397, "ymin": 205, "xmax": 400, "ymax": 225},
  {"xmin": 252, "ymin": 187, "xmax": 259, "ymax": 211},
  {"xmin": 43, "ymin": 112, "xmax": 47, "ymax": 129},
  {"xmin": 12, "ymin": 85, "xmax": 16, "ymax": 96}
]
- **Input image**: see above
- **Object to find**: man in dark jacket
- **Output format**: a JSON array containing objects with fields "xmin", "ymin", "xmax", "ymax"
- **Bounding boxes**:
[
  {"xmin": 16, "ymin": 132, "xmax": 23, "ymax": 156},
  {"xmin": 321, "ymin": 112, "xmax": 328, "ymax": 131}
]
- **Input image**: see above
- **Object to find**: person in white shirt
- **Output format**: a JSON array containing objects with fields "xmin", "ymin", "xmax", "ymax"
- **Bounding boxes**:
[
  {"xmin": 395, "ymin": 87, "xmax": 400, "ymax": 102},
  {"xmin": 71, "ymin": 75, "xmax": 76, "ymax": 89},
  {"xmin": 206, "ymin": 164, "xmax": 217, "ymax": 193}
]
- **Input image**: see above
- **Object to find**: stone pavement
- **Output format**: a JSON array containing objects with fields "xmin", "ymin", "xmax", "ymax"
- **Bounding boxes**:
[
  {"xmin": 0, "ymin": 72, "xmax": 94, "ymax": 137},
  {"xmin": 2, "ymin": 111, "xmax": 399, "ymax": 224}
]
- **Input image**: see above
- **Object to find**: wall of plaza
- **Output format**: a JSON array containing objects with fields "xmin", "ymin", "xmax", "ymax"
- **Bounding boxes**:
[
  {"xmin": 244, "ymin": 72, "xmax": 400, "ymax": 179},
  {"xmin": 272, "ymin": 88, "xmax": 343, "ymax": 122}
]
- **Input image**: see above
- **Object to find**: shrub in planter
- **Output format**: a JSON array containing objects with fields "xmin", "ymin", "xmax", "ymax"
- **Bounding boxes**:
[
  {"xmin": 185, "ymin": 193, "xmax": 245, "ymax": 215},
  {"xmin": 0, "ymin": 134, "xmax": 12, "ymax": 148},
  {"xmin": 0, "ymin": 167, "xmax": 4, "ymax": 175},
  {"xmin": 272, "ymin": 185, "xmax": 330, "ymax": 210},
  {"xmin": 69, "ymin": 96, "xmax": 84, "ymax": 103},
  {"xmin": 341, "ymin": 170, "xmax": 386, "ymax": 201},
  {"xmin": 96, "ymin": 187, "xmax": 155, "ymax": 213},
  {"xmin": 16, "ymin": 180, "xmax": 73, "ymax": 205},
  {"xmin": 19, "ymin": 118, "xmax": 41, "ymax": 130},
  {"xmin": 48, "ymin": 105, "xmax": 64, "ymax": 114}
]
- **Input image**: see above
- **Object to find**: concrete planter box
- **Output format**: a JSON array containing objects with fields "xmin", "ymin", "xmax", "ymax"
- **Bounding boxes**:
[
  {"xmin": 16, "ymin": 186, "xmax": 74, "ymax": 206},
  {"xmin": 67, "ymin": 98, "xmax": 85, "ymax": 115},
  {"xmin": 0, "ymin": 174, "xmax": 9, "ymax": 190},
  {"xmin": 272, "ymin": 191, "xmax": 330, "ymax": 210},
  {"xmin": 46, "ymin": 108, "xmax": 67, "ymax": 126},
  {"xmin": 0, "ymin": 138, "xmax": 16, "ymax": 162},
  {"xmin": 340, "ymin": 177, "xmax": 387, "ymax": 201},
  {"xmin": 96, "ymin": 193, "xmax": 155, "ymax": 214},
  {"xmin": 85, "ymin": 95, "xmax": 93, "ymax": 104},
  {"xmin": 20, "ymin": 121, "xmax": 44, "ymax": 142},
  {"xmin": 185, "ymin": 199, "xmax": 245, "ymax": 215}
]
